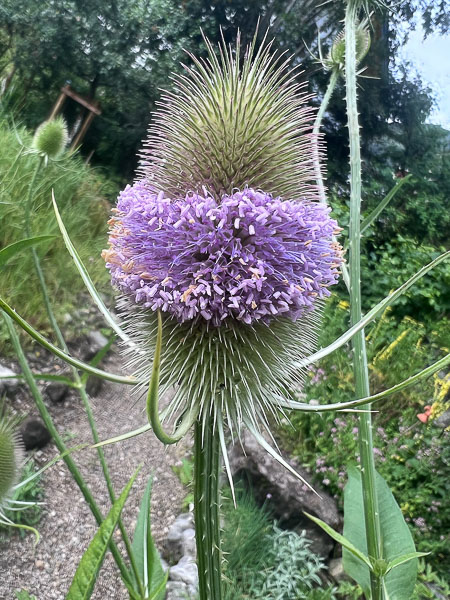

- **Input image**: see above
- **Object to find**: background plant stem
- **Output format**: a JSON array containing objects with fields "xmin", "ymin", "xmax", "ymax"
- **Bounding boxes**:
[
  {"xmin": 345, "ymin": 2, "xmax": 383, "ymax": 599},
  {"xmin": 313, "ymin": 69, "xmax": 350, "ymax": 291},
  {"xmin": 194, "ymin": 414, "xmax": 223, "ymax": 600},
  {"xmin": 3, "ymin": 313, "xmax": 133, "ymax": 588},
  {"xmin": 23, "ymin": 154, "xmax": 145, "ymax": 596}
]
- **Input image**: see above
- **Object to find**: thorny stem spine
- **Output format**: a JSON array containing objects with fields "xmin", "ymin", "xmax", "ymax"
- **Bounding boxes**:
[
  {"xmin": 345, "ymin": 2, "xmax": 383, "ymax": 600},
  {"xmin": 194, "ymin": 414, "xmax": 223, "ymax": 600}
]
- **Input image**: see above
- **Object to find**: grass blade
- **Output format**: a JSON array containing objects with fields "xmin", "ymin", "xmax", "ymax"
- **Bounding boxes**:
[{"xmin": 131, "ymin": 477, "xmax": 167, "ymax": 599}]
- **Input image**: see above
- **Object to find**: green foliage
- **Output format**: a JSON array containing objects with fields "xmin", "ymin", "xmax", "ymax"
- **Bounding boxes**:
[
  {"xmin": 281, "ymin": 297, "xmax": 450, "ymax": 579},
  {"xmin": 221, "ymin": 490, "xmax": 328, "ymax": 599},
  {"xmin": 361, "ymin": 236, "xmax": 450, "ymax": 322},
  {"xmin": 15, "ymin": 591, "xmax": 38, "ymax": 600},
  {"xmin": 0, "ymin": 121, "xmax": 114, "ymax": 350}
]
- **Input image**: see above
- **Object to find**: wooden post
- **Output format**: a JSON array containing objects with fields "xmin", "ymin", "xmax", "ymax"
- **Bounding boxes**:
[
  {"xmin": 48, "ymin": 84, "xmax": 70, "ymax": 120},
  {"xmin": 70, "ymin": 110, "xmax": 96, "ymax": 149}
]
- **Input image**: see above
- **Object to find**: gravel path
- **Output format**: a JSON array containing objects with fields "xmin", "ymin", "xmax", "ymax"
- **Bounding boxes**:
[{"xmin": 1, "ymin": 352, "xmax": 190, "ymax": 600}]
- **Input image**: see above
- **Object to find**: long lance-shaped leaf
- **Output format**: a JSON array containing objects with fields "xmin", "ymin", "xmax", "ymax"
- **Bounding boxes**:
[
  {"xmin": 147, "ymin": 311, "xmax": 199, "ymax": 444},
  {"xmin": 360, "ymin": 175, "xmax": 412, "ymax": 235},
  {"xmin": 131, "ymin": 476, "xmax": 167, "ymax": 599},
  {"xmin": 304, "ymin": 512, "xmax": 372, "ymax": 570},
  {"xmin": 0, "ymin": 235, "xmax": 57, "ymax": 267},
  {"xmin": 92, "ymin": 424, "xmax": 152, "ymax": 448},
  {"xmin": 94, "ymin": 345, "xmax": 450, "ymax": 450},
  {"xmin": 297, "ymin": 250, "xmax": 449, "ymax": 369},
  {"xmin": 52, "ymin": 191, "xmax": 131, "ymax": 346},
  {"xmin": 0, "ymin": 298, "xmax": 138, "ymax": 386},
  {"xmin": 280, "ymin": 352, "xmax": 450, "ymax": 412},
  {"xmin": 385, "ymin": 552, "xmax": 429, "ymax": 575},
  {"xmin": 66, "ymin": 469, "xmax": 139, "ymax": 600}
]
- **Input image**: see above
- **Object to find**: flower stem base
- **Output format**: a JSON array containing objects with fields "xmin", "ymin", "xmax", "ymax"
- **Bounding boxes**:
[{"xmin": 194, "ymin": 413, "xmax": 223, "ymax": 600}]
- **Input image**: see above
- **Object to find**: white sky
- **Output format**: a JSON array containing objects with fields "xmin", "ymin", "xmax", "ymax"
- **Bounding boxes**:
[{"xmin": 400, "ymin": 24, "xmax": 450, "ymax": 131}]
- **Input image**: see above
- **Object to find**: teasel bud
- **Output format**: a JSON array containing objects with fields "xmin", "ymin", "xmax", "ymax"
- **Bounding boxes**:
[
  {"xmin": 324, "ymin": 20, "xmax": 371, "ymax": 74},
  {"xmin": 103, "ymin": 33, "xmax": 342, "ymax": 472},
  {"xmin": 32, "ymin": 116, "xmax": 68, "ymax": 160}
]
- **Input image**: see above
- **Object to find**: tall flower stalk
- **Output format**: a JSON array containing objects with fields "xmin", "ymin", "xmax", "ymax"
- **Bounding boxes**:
[
  {"xmin": 345, "ymin": 3, "xmax": 383, "ymax": 599},
  {"xmin": 103, "ymin": 34, "xmax": 343, "ymax": 598}
]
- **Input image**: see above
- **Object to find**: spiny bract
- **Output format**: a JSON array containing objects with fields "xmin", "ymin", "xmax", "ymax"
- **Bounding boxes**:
[
  {"xmin": 104, "ymin": 33, "xmax": 342, "ymax": 441},
  {"xmin": 138, "ymin": 32, "xmax": 318, "ymax": 201}
]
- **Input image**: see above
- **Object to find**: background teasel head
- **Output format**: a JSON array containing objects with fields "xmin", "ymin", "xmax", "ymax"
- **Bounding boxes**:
[
  {"xmin": 323, "ymin": 19, "xmax": 371, "ymax": 74},
  {"xmin": 103, "ymin": 33, "xmax": 342, "ymax": 449},
  {"xmin": 32, "ymin": 116, "xmax": 68, "ymax": 161}
]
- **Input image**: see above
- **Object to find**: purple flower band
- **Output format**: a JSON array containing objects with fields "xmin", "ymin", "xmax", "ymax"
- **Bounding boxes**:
[{"xmin": 103, "ymin": 183, "xmax": 342, "ymax": 326}]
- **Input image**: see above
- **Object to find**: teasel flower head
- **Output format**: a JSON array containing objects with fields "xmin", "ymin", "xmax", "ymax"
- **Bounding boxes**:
[
  {"xmin": 324, "ymin": 20, "xmax": 371, "ymax": 74},
  {"xmin": 32, "ymin": 116, "xmax": 68, "ymax": 161},
  {"xmin": 103, "ymin": 33, "xmax": 342, "ymax": 483}
]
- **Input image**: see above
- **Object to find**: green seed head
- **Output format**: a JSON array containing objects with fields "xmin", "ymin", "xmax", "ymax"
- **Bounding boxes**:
[
  {"xmin": 32, "ymin": 117, "xmax": 68, "ymax": 159},
  {"xmin": 139, "ymin": 32, "xmax": 318, "ymax": 201},
  {"xmin": 326, "ymin": 21, "xmax": 371, "ymax": 73},
  {"xmin": 0, "ymin": 415, "xmax": 23, "ymax": 505}
]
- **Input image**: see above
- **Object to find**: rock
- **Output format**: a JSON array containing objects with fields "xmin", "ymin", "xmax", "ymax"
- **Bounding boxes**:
[
  {"xmin": 45, "ymin": 381, "xmax": 69, "ymax": 403},
  {"xmin": 166, "ymin": 581, "xmax": 193, "ymax": 600},
  {"xmin": 165, "ymin": 512, "xmax": 196, "ymax": 563},
  {"xmin": 0, "ymin": 363, "xmax": 20, "ymax": 395},
  {"xmin": 433, "ymin": 409, "xmax": 450, "ymax": 429},
  {"xmin": 21, "ymin": 417, "xmax": 51, "ymax": 450},
  {"xmin": 84, "ymin": 330, "xmax": 109, "ymax": 360},
  {"xmin": 228, "ymin": 430, "xmax": 340, "ymax": 559},
  {"xmin": 169, "ymin": 555, "xmax": 198, "ymax": 589},
  {"xmin": 85, "ymin": 375, "xmax": 103, "ymax": 397},
  {"xmin": 328, "ymin": 557, "xmax": 347, "ymax": 582},
  {"xmin": 295, "ymin": 522, "xmax": 335, "ymax": 558}
]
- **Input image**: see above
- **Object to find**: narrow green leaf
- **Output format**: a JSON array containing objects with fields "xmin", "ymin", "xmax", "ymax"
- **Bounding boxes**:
[
  {"xmin": 0, "ymin": 235, "xmax": 56, "ymax": 267},
  {"xmin": 131, "ymin": 477, "xmax": 167, "ymax": 600},
  {"xmin": 148, "ymin": 572, "xmax": 169, "ymax": 600},
  {"xmin": 66, "ymin": 470, "xmax": 139, "ymax": 600},
  {"xmin": 52, "ymin": 192, "xmax": 131, "ymax": 345},
  {"xmin": 304, "ymin": 512, "xmax": 372, "ymax": 569},
  {"xmin": 343, "ymin": 466, "xmax": 418, "ymax": 600},
  {"xmin": 92, "ymin": 424, "xmax": 152, "ymax": 448},
  {"xmin": 281, "ymin": 352, "xmax": 450, "ymax": 412},
  {"xmin": 385, "ymin": 552, "xmax": 429, "ymax": 575},
  {"xmin": 360, "ymin": 175, "xmax": 412, "ymax": 235},
  {"xmin": 0, "ymin": 297, "xmax": 138, "ymax": 386},
  {"xmin": 298, "ymin": 250, "xmax": 449, "ymax": 369}
]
